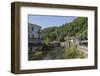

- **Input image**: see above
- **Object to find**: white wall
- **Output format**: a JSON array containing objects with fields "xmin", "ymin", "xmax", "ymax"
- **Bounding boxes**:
[
  {"xmin": 29, "ymin": 24, "xmax": 41, "ymax": 38},
  {"xmin": 0, "ymin": 0, "xmax": 100, "ymax": 76}
]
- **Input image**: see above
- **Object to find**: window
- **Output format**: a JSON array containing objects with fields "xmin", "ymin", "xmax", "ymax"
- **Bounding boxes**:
[
  {"xmin": 38, "ymin": 28, "xmax": 41, "ymax": 34},
  {"xmin": 28, "ymin": 34, "xmax": 30, "ymax": 39},
  {"xmin": 31, "ymin": 27, "xmax": 34, "ymax": 31},
  {"xmin": 38, "ymin": 30, "xmax": 41, "ymax": 34},
  {"xmin": 31, "ymin": 34, "xmax": 34, "ymax": 39}
]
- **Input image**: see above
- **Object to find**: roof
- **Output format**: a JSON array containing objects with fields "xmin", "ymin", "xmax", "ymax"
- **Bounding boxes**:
[{"xmin": 28, "ymin": 23, "xmax": 41, "ymax": 28}]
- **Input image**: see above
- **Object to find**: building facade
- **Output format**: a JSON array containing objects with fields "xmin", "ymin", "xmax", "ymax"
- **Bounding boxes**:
[{"xmin": 28, "ymin": 23, "xmax": 42, "ymax": 45}]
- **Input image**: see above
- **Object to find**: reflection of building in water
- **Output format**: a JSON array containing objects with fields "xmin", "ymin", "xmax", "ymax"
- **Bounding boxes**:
[{"xmin": 28, "ymin": 23, "xmax": 42, "ymax": 50}]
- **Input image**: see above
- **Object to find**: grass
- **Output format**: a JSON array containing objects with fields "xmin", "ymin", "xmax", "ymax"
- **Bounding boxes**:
[{"xmin": 62, "ymin": 46, "xmax": 87, "ymax": 59}]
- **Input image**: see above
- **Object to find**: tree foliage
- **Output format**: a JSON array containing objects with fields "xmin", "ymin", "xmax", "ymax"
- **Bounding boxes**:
[{"xmin": 41, "ymin": 17, "xmax": 88, "ymax": 41}]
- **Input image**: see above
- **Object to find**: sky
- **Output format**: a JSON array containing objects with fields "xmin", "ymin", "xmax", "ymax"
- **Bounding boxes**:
[{"xmin": 28, "ymin": 15, "xmax": 77, "ymax": 29}]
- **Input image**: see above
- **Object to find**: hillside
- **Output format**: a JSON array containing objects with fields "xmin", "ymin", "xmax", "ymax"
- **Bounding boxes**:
[{"xmin": 41, "ymin": 17, "xmax": 88, "ymax": 42}]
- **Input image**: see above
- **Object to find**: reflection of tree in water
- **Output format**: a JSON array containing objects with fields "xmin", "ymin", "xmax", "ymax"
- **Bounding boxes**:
[
  {"xmin": 43, "ymin": 47, "xmax": 65, "ymax": 60},
  {"xmin": 28, "ymin": 44, "xmax": 87, "ymax": 60}
]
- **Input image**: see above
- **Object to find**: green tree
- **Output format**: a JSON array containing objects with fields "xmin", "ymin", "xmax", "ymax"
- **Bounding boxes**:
[{"xmin": 41, "ymin": 17, "xmax": 88, "ymax": 41}]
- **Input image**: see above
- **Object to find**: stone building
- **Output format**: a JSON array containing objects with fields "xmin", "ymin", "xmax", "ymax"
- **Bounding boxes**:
[{"xmin": 28, "ymin": 23, "xmax": 42, "ymax": 44}]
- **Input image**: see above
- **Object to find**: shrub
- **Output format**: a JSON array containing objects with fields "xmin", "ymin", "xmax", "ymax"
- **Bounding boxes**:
[{"xmin": 62, "ymin": 46, "xmax": 86, "ymax": 59}]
